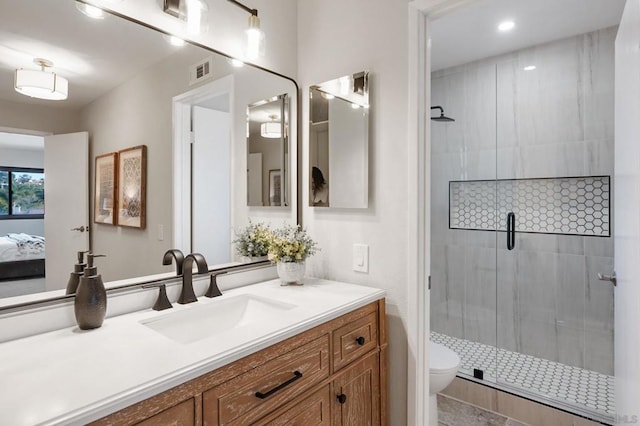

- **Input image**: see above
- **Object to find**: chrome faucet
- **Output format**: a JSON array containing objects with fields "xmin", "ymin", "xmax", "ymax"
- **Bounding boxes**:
[
  {"xmin": 178, "ymin": 253, "xmax": 208, "ymax": 304},
  {"xmin": 162, "ymin": 249, "xmax": 184, "ymax": 276}
]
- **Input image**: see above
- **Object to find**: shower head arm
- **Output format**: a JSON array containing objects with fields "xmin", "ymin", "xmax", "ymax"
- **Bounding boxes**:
[{"xmin": 430, "ymin": 106, "xmax": 444, "ymax": 115}]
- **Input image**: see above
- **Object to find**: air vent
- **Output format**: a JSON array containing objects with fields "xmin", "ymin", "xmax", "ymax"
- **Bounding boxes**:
[{"xmin": 189, "ymin": 57, "xmax": 213, "ymax": 85}]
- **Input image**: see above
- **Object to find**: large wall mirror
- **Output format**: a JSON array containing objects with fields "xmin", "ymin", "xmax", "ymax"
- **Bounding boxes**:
[
  {"xmin": 309, "ymin": 71, "xmax": 369, "ymax": 208},
  {"xmin": 0, "ymin": 0, "xmax": 298, "ymax": 307}
]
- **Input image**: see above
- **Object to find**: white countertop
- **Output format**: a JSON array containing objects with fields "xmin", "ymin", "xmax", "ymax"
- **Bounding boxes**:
[{"xmin": 0, "ymin": 278, "xmax": 385, "ymax": 426}]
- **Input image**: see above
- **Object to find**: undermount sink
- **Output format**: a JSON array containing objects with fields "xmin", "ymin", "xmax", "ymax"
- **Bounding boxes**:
[{"xmin": 140, "ymin": 294, "xmax": 297, "ymax": 344}]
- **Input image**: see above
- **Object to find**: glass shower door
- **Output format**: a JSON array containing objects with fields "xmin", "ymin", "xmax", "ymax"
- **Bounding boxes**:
[{"xmin": 494, "ymin": 38, "xmax": 615, "ymax": 422}]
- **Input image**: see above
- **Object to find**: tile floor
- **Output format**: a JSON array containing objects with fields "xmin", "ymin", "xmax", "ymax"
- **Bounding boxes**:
[
  {"xmin": 438, "ymin": 394, "xmax": 529, "ymax": 426},
  {"xmin": 432, "ymin": 332, "xmax": 615, "ymax": 421}
]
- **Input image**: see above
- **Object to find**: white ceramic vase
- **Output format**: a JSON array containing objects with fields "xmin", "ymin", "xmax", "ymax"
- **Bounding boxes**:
[{"xmin": 276, "ymin": 261, "xmax": 305, "ymax": 285}]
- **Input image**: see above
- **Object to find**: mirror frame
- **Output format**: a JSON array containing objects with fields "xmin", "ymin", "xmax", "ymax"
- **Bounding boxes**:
[{"xmin": 0, "ymin": 1, "xmax": 302, "ymax": 313}]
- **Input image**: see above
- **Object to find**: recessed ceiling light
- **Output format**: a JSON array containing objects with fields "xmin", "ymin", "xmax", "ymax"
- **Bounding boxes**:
[
  {"xmin": 75, "ymin": 2, "xmax": 105, "ymax": 19},
  {"xmin": 523, "ymin": 65, "xmax": 536, "ymax": 71},
  {"xmin": 498, "ymin": 20, "xmax": 515, "ymax": 32}
]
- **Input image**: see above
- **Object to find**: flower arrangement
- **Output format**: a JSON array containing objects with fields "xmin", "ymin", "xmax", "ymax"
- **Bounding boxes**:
[
  {"xmin": 267, "ymin": 224, "xmax": 318, "ymax": 263},
  {"xmin": 233, "ymin": 221, "xmax": 272, "ymax": 258}
]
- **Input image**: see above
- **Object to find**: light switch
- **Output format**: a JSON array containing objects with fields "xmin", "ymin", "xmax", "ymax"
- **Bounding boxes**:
[
  {"xmin": 353, "ymin": 243, "xmax": 369, "ymax": 273},
  {"xmin": 158, "ymin": 224, "xmax": 164, "ymax": 241}
]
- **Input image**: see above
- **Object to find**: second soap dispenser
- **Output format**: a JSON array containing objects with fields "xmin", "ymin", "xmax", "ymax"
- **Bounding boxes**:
[
  {"xmin": 74, "ymin": 253, "xmax": 107, "ymax": 330},
  {"xmin": 66, "ymin": 250, "xmax": 88, "ymax": 295}
]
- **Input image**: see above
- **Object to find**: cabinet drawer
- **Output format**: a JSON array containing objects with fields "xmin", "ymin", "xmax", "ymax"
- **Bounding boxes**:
[
  {"xmin": 136, "ymin": 398, "xmax": 195, "ymax": 426},
  {"xmin": 333, "ymin": 311, "xmax": 378, "ymax": 371},
  {"xmin": 203, "ymin": 335, "xmax": 330, "ymax": 425},
  {"xmin": 256, "ymin": 385, "xmax": 331, "ymax": 426}
]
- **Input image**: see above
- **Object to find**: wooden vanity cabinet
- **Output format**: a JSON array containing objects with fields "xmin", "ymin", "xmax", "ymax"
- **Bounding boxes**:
[{"xmin": 91, "ymin": 299, "xmax": 387, "ymax": 426}]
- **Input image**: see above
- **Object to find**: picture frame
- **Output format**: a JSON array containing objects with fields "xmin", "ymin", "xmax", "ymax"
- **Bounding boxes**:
[
  {"xmin": 94, "ymin": 152, "xmax": 118, "ymax": 225},
  {"xmin": 269, "ymin": 169, "xmax": 281, "ymax": 206},
  {"xmin": 117, "ymin": 145, "xmax": 147, "ymax": 229}
]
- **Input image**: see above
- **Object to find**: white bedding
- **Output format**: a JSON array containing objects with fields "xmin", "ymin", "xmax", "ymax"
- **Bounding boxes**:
[{"xmin": 0, "ymin": 235, "xmax": 45, "ymax": 262}]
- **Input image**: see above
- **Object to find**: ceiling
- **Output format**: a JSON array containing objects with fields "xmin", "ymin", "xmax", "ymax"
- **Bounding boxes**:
[
  {"xmin": 430, "ymin": 0, "xmax": 626, "ymax": 71},
  {"xmin": 0, "ymin": 0, "xmax": 179, "ymax": 109}
]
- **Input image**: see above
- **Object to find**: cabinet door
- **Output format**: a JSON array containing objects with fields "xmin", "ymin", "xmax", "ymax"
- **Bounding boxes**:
[
  {"xmin": 257, "ymin": 385, "xmax": 331, "ymax": 426},
  {"xmin": 332, "ymin": 351, "xmax": 380, "ymax": 426},
  {"xmin": 136, "ymin": 398, "xmax": 195, "ymax": 426}
]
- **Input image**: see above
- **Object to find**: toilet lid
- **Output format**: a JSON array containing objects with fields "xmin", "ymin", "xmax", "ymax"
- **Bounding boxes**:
[{"xmin": 430, "ymin": 341, "xmax": 460, "ymax": 371}]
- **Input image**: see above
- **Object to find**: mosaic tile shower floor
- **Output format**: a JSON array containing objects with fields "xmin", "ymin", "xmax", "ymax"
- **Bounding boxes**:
[{"xmin": 431, "ymin": 332, "xmax": 615, "ymax": 421}]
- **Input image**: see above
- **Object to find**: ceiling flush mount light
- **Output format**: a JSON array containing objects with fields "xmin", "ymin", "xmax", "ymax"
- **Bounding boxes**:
[
  {"xmin": 498, "ymin": 20, "xmax": 515, "ymax": 32},
  {"xmin": 14, "ymin": 58, "xmax": 68, "ymax": 101},
  {"xmin": 523, "ymin": 65, "xmax": 537, "ymax": 71},
  {"xmin": 227, "ymin": 0, "xmax": 264, "ymax": 60},
  {"xmin": 75, "ymin": 1, "xmax": 105, "ymax": 19},
  {"xmin": 261, "ymin": 115, "xmax": 281, "ymax": 138}
]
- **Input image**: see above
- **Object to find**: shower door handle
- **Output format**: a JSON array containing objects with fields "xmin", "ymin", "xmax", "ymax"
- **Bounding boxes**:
[{"xmin": 507, "ymin": 212, "xmax": 515, "ymax": 250}]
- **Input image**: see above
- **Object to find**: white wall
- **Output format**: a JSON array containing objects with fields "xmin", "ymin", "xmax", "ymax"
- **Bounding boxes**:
[
  {"xmin": 0, "ymin": 99, "xmax": 80, "ymax": 135},
  {"xmin": 614, "ymin": 0, "xmax": 640, "ymax": 421},
  {"xmin": 298, "ymin": 1, "xmax": 409, "ymax": 423}
]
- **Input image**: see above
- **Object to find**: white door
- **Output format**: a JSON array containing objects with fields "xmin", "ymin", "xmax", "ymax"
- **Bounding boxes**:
[
  {"xmin": 192, "ymin": 106, "xmax": 231, "ymax": 265},
  {"xmin": 614, "ymin": 0, "xmax": 640, "ymax": 422},
  {"xmin": 44, "ymin": 132, "xmax": 89, "ymax": 291}
]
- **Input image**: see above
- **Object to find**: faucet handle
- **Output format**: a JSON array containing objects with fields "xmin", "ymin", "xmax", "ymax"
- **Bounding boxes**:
[
  {"xmin": 205, "ymin": 273, "xmax": 225, "ymax": 298},
  {"xmin": 143, "ymin": 283, "xmax": 173, "ymax": 311}
]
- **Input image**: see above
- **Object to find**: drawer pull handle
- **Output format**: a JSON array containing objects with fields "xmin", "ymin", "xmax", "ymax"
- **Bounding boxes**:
[
  {"xmin": 355, "ymin": 336, "xmax": 366, "ymax": 346},
  {"xmin": 337, "ymin": 394, "xmax": 347, "ymax": 404},
  {"xmin": 255, "ymin": 370, "xmax": 303, "ymax": 399}
]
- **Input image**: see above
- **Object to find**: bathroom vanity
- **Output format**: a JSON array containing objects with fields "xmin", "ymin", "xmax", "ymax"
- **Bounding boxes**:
[{"xmin": 0, "ymin": 279, "xmax": 386, "ymax": 425}]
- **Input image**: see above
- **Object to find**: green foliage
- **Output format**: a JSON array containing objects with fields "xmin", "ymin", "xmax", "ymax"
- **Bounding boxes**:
[{"xmin": 233, "ymin": 220, "xmax": 272, "ymax": 257}]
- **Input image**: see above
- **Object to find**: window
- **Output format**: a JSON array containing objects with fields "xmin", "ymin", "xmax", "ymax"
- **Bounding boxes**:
[{"xmin": 0, "ymin": 167, "xmax": 45, "ymax": 219}]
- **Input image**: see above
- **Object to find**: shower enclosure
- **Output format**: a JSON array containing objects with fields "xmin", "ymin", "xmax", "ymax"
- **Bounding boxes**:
[{"xmin": 430, "ymin": 26, "xmax": 616, "ymax": 423}]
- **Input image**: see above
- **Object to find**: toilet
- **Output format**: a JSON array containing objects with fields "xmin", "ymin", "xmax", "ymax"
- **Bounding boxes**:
[{"xmin": 429, "ymin": 341, "xmax": 460, "ymax": 425}]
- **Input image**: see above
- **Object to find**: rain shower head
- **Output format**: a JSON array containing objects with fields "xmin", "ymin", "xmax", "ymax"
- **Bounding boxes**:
[{"xmin": 431, "ymin": 106, "xmax": 455, "ymax": 122}]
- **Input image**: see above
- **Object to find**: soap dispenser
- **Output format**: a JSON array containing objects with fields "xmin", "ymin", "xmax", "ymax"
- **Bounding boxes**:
[
  {"xmin": 74, "ymin": 253, "xmax": 107, "ymax": 330},
  {"xmin": 65, "ymin": 250, "xmax": 88, "ymax": 295}
]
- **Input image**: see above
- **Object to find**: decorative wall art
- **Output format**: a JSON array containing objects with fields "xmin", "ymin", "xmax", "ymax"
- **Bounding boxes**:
[
  {"xmin": 94, "ymin": 152, "xmax": 117, "ymax": 225},
  {"xmin": 117, "ymin": 145, "xmax": 147, "ymax": 229},
  {"xmin": 269, "ymin": 169, "xmax": 281, "ymax": 206}
]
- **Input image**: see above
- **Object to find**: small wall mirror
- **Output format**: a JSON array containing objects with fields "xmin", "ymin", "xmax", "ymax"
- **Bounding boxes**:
[
  {"xmin": 309, "ymin": 71, "xmax": 369, "ymax": 208},
  {"xmin": 247, "ymin": 95, "xmax": 290, "ymax": 207}
]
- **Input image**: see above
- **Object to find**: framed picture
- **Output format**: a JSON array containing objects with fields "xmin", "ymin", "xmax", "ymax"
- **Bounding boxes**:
[
  {"xmin": 117, "ymin": 145, "xmax": 147, "ymax": 229},
  {"xmin": 269, "ymin": 169, "xmax": 281, "ymax": 206},
  {"xmin": 94, "ymin": 152, "xmax": 118, "ymax": 225}
]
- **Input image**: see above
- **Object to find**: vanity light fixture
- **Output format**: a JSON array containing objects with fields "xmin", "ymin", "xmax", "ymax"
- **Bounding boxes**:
[
  {"xmin": 227, "ymin": 0, "xmax": 264, "ymax": 60},
  {"xmin": 14, "ymin": 58, "xmax": 68, "ymax": 101},
  {"xmin": 523, "ymin": 65, "xmax": 537, "ymax": 71},
  {"xmin": 498, "ymin": 20, "xmax": 515, "ymax": 32},
  {"xmin": 261, "ymin": 115, "xmax": 281, "ymax": 138},
  {"xmin": 75, "ymin": 1, "xmax": 105, "ymax": 19},
  {"xmin": 163, "ymin": 0, "xmax": 209, "ymax": 35}
]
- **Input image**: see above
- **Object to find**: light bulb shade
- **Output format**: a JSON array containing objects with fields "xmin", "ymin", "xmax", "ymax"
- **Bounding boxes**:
[
  {"xmin": 260, "ymin": 121, "xmax": 281, "ymax": 138},
  {"xmin": 245, "ymin": 15, "xmax": 265, "ymax": 60},
  {"xmin": 14, "ymin": 69, "xmax": 68, "ymax": 100}
]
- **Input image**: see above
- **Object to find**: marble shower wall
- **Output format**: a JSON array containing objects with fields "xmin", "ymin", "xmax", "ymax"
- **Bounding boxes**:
[{"xmin": 430, "ymin": 27, "xmax": 615, "ymax": 375}]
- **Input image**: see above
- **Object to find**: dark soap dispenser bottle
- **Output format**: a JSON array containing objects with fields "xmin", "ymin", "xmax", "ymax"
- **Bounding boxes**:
[
  {"xmin": 65, "ymin": 250, "xmax": 88, "ymax": 295},
  {"xmin": 74, "ymin": 253, "xmax": 107, "ymax": 330}
]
